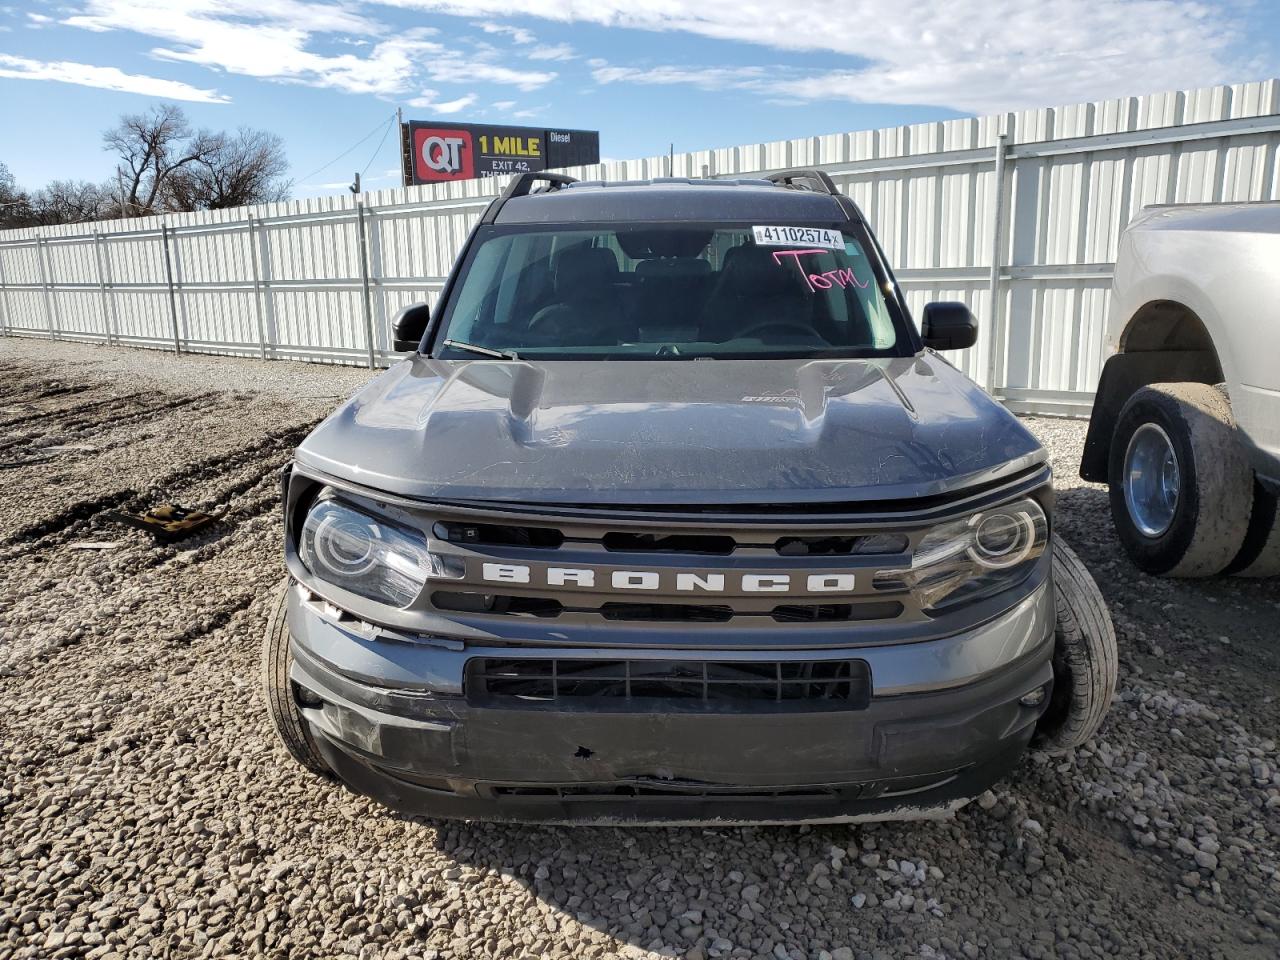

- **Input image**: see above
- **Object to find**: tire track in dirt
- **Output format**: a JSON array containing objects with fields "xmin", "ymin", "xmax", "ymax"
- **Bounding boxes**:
[
  {"xmin": 0, "ymin": 398, "xmax": 194, "ymax": 463},
  {"xmin": 0, "ymin": 421, "xmax": 315, "ymax": 556},
  {"xmin": 0, "ymin": 388, "xmax": 138, "ymax": 431}
]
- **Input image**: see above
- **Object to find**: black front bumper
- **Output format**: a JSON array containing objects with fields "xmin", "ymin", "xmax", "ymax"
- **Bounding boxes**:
[{"xmin": 287, "ymin": 608, "xmax": 1053, "ymax": 824}]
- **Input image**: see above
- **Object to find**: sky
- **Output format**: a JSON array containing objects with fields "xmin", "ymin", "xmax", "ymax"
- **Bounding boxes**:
[{"xmin": 1, "ymin": 0, "xmax": 1278, "ymax": 199}]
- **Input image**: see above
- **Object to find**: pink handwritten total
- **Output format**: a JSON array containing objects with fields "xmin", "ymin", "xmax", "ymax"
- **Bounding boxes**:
[{"xmin": 771, "ymin": 249, "xmax": 869, "ymax": 292}]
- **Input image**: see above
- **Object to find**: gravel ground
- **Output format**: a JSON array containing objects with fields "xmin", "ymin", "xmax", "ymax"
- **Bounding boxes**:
[{"xmin": 1, "ymin": 338, "xmax": 1278, "ymax": 960}]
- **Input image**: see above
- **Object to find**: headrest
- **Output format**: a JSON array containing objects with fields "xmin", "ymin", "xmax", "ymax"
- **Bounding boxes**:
[
  {"xmin": 637, "ymin": 257, "xmax": 713, "ymax": 279},
  {"xmin": 555, "ymin": 247, "xmax": 619, "ymax": 295},
  {"xmin": 716, "ymin": 243, "xmax": 808, "ymax": 299}
]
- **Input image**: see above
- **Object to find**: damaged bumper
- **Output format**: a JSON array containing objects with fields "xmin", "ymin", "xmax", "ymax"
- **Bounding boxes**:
[{"xmin": 285, "ymin": 582, "xmax": 1054, "ymax": 824}]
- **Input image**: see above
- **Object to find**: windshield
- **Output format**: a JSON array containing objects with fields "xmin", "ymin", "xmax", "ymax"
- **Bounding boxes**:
[{"xmin": 432, "ymin": 222, "xmax": 913, "ymax": 360}]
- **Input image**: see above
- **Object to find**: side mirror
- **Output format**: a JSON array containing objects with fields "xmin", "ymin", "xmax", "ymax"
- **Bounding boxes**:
[
  {"xmin": 921, "ymin": 301, "xmax": 978, "ymax": 351},
  {"xmin": 392, "ymin": 303, "xmax": 432, "ymax": 353}
]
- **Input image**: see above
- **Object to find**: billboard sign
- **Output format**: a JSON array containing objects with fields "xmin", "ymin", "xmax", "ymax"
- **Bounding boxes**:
[{"xmin": 401, "ymin": 121, "xmax": 600, "ymax": 185}]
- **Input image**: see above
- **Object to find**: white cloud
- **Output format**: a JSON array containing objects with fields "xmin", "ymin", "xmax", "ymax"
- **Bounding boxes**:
[
  {"xmin": 474, "ymin": 20, "xmax": 534, "ymax": 44},
  {"xmin": 379, "ymin": 0, "xmax": 1246, "ymax": 114},
  {"xmin": 527, "ymin": 43, "xmax": 574, "ymax": 61},
  {"xmin": 42, "ymin": 0, "xmax": 1257, "ymax": 119},
  {"xmin": 450, "ymin": 60, "xmax": 554, "ymax": 90},
  {"xmin": 407, "ymin": 90, "xmax": 478, "ymax": 113},
  {"xmin": 492, "ymin": 99, "xmax": 516, "ymax": 110},
  {"xmin": 434, "ymin": 93, "xmax": 475, "ymax": 113},
  {"xmin": 593, "ymin": 64, "xmax": 766, "ymax": 90},
  {"xmin": 0, "ymin": 53, "xmax": 230, "ymax": 101},
  {"xmin": 58, "ymin": 1, "xmax": 555, "ymax": 99},
  {"xmin": 64, "ymin": 1, "xmax": 409, "ymax": 94}
]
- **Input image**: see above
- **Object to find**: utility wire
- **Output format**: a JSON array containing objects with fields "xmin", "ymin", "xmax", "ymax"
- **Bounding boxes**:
[
  {"xmin": 297, "ymin": 112, "xmax": 396, "ymax": 184},
  {"xmin": 360, "ymin": 115, "xmax": 396, "ymax": 180}
]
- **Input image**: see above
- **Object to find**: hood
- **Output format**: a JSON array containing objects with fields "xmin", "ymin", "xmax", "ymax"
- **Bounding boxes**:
[{"xmin": 295, "ymin": 355, "xmax": 1046, "ymax": 506}]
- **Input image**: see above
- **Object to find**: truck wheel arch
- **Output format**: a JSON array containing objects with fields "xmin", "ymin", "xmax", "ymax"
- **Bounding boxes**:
[{"xmin": 1080, "ymin": 300, "xmax": 1224, "ymax": 482}]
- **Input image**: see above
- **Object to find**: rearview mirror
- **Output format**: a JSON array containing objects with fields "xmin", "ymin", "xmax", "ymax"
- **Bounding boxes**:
[
  {"xmin": 921, "ymin": 302, "xmax": 978, "ymax": 351},
  {"xmin": 392, "ymin": 303, "xmax": 432, "ymax": 353}
]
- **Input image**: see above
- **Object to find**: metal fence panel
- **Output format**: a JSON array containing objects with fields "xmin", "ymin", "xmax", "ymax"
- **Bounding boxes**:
[{"xmin": 5, "ymin": 78, "xmax": 1280, "ymax": 412}]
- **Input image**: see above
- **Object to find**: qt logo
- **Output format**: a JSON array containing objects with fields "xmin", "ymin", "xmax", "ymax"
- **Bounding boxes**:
[{"xmin": 412, "ymin": 128, "xmax": 474, "ymax": 181}]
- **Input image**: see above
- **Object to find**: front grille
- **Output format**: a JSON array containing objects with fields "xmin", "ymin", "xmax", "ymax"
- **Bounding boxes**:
[
  {"xmin": 416, "ymin": 499, "xmax": 935, "ymax": 627},
  {"xmin": 431, "ymin": 592, "xmax": 563, "ymax": 618},
  {"xmin": 599, "ymin": 602, "xmax": 734, "ymax": 622},
  {"xmin": 430, "ymin": 590, "xmax": 906, "ymax": 624},
  {"xmin": 774, "ymin": 533, "xmax": 909, "ymax": 556},
  {"xmin": 434, "ymin": 521, "xmax": 564, "ymax": 549},
  {"xmin": 603, "ymin": 531, "xmax": 735, "ymax": 554},
  {"xmin": 435, "ymin": 519, "xmax": 908, "ymax": 558},
  {"xmin": 771, "ymin": 601, "xmax": 903, "ymax": 623},
  {"xmin": 467, "ymin": 657, "xmax": 871, "ymax": 709}
]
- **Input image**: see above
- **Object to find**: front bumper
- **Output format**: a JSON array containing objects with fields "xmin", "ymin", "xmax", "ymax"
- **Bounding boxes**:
[{"xmin": 286, "ymin": 582, "xmax": 1055, "ymax": 824}]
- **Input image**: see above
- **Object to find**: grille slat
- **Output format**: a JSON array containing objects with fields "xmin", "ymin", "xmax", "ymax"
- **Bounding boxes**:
[
  {"xmin": 435, "ymin": 519, "xmax": 907, "ymax": 558},
  {"xmin": 430, "ymin": 592, "xmax": 903, "ymax": 624},
  {"xmin": 469, "ymin": 657, "xmax": 871, "ymax": 709}
]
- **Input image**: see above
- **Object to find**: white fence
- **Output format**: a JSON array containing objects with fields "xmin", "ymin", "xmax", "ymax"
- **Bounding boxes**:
[{"xmin": 4, "ymin": 78, "xmax": 1280, "ymax": 416}]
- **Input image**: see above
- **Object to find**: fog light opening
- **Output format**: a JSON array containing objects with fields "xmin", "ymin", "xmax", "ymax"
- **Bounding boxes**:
[
  {"xmin": 293, "ymin": 682, "xmax": 324, "ymax": 709},
  {"xmin": 1019, "ymin": 686, "xmax": 1047, "ymax": 708}
]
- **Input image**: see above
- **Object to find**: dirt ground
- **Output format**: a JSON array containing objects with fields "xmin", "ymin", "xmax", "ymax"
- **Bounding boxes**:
[{"xmin": 1, "ymin": 338, "xmax": 1278, "ymax": 960}]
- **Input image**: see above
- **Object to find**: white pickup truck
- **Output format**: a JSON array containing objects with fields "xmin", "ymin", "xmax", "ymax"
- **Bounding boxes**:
[{"xmin": 1081, "ymin": 202, "xmax": 1280, "ymax": 578}]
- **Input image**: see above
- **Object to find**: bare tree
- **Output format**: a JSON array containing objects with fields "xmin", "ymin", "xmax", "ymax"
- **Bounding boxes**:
[
  {"xmin": 28, "ymin": 181, "xmax": 110, "ymax": 225},
  {"xmin": 0, "ymin": 161, "xmax": 35, "ymax": 229},
  {"xmin": 163, "ymin": 128, "xmax": 292, "ymax": 211},
  {"xmin": 5, "ymin": 106, "xmax": 294, "ymax": 228},
  {"xmin": 103, "ymin": 104, "xmax": 219, "ymax": 216}
]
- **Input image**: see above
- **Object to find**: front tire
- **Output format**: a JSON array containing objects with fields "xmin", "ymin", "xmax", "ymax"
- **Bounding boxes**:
[
  {"xmin": 1107, "ymin": 383, "xmax": 1252, "ymax": 577},
  {"xmin": 262, "ymin": 578, "xmax": 331, "ymax": 777},
  {"xmin": 1034, "ymin": 537, "xmax": 1118, "ymax": 752}
]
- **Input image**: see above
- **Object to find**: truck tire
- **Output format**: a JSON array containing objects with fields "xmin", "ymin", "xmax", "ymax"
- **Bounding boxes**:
[
  {"xmin": 1108, "ymin": 382, "xmax": 1252, "ymax": 577},
  {"xmin": 262, "ymin": 579, "xmax": 332, "ymax": 777},
  {"xmin": 1034, "ymin": 537, "xmax": 1118, "ymax": 752},
  {"xmin": 1228, "ymin": 480, "xmax": 1280, "ymax": 578}
]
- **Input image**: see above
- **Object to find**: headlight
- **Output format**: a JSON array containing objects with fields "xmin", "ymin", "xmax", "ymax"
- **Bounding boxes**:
[
  {"xmin": 876, "ymin": 497, "xmax": 1048, "ymax": 612},
  {"xmin": 299, "ymin": 499, "xmax": 462, "ymax": 607}
]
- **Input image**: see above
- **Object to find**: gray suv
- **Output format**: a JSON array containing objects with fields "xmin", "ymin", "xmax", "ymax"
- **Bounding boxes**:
[{"xmin": 263, "ymin": 171, "xmax": 1117, "ymax": 824}]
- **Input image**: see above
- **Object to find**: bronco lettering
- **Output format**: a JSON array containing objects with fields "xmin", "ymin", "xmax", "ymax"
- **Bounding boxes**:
[{"xmin": 476, "ymin": 565, "xmax": 858, "ymax": 593}]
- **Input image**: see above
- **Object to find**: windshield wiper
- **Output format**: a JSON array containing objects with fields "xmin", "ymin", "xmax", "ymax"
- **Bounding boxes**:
[{"xmin": 442, "ymin": 339, "xmax": 520, "ymax": 360}]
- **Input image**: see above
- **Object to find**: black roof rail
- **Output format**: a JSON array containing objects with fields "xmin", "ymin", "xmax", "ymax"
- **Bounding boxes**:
[
  {"xmin": 482, "ymin": 171, "xmax": 578, "ymax": 223},
  {"xmin": 765, "ymin": 169, "xmax": 840, "ymax": 196}
]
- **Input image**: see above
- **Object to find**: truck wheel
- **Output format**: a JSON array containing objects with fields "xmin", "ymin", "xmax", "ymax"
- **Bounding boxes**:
[
  {"xmin": 1108, "ymin": 382, "xmax": 1252, "ymax": 577},
  {"xmin": 1034, "ymin": 537, "xmax": 1118, "ymax": 752},
  {"xmin": 262, "ymin": 579, "xmax": 332, "ymax": 777},
  {"xmin": 1227, "ymin": 480, "xmax": 1280, "ymax": 578}
]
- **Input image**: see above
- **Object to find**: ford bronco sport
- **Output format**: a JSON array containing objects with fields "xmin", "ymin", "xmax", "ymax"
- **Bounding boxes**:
[{"xmin": 264, "ymin": 170, "xmax": 1117, "ymax": 824}]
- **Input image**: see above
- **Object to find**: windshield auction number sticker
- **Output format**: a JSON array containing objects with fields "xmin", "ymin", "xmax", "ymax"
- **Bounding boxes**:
[{"xmin": 752, "ymin": 225, "xmax": 843, "ymax": 250}]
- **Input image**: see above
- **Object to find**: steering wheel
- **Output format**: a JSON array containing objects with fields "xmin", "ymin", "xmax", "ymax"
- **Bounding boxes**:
[
  {"xmin": 736, "ymin": 320, "xmax": 820, "ymax": 341},
  {"xmin": 527, "ymin": 303, "xmax": 570, "ymax": 332}
]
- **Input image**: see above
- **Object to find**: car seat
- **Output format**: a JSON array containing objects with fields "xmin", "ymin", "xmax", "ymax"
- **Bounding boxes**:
[
  {"xmin": 700, "ymin": 244, "xmax": 817, "ymax": 343},
  {"xmin": 526, "ymin": 247, "xmax": 629, "ymax": 346}
]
